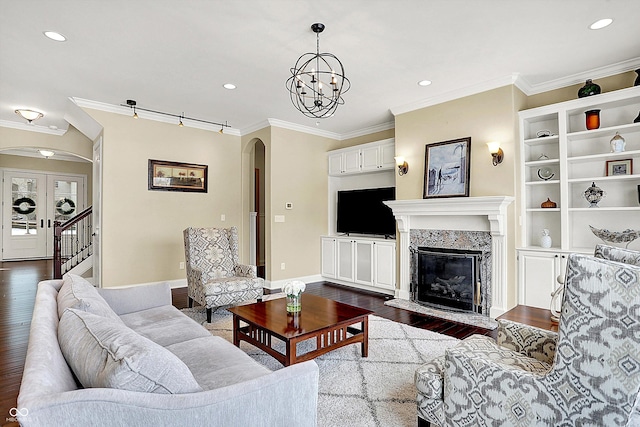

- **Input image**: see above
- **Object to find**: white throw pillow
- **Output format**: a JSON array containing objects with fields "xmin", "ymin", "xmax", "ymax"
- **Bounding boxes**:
[
  {"xmin": 58, "ymin": 308, "xmax": 203, "ymax": 394},
  {"xmin": 57, "ymin": 274, "xmax": 120, "ymax": 320}
]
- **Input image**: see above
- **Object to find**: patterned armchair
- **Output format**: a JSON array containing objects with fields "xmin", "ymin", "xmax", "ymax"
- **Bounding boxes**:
[
  {"xmin": 416, "ymin": 251, "xmax": 640, "ymax": 426},
  {"xmin": 183, "ymin": 227, "xmax": 263, "ymax": 322}
]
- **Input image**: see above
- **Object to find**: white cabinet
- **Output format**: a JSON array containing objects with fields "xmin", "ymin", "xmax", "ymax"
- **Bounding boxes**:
[
  {"xmin": 322, "ymin": 236, "xmax": 396, "ymax": 294},
  {"xmin": 361, "ymin": 141, "xmax": 396, "ymax": 172},
  {"xmin": 321, "ymin": 237, "xmax": 337, "ymax": 278},
  {"xmin": 328, "ymin": 138, "xmax": 395, "ymax": 176},
  {"xmin": 518, "ymin": 86, "xmax": 640, "ymax": 308},
  {"xmin": 518, "ymin": 250, "xmax": 568, "ymax": 309},
  {"xmin": 373, "ymin": 240, "xmax": 396, "ymax": 290}
]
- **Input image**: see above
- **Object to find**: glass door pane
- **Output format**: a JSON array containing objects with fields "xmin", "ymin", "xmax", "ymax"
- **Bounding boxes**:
[{"xmin": 11, "ymin": 177, "xmax": 39, "ymax": 236}]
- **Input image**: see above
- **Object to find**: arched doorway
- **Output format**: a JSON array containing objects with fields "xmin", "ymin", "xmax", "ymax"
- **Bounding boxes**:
[{"xmin": 252, "ymin": 140, "xmax": 266, "ymax": 278}]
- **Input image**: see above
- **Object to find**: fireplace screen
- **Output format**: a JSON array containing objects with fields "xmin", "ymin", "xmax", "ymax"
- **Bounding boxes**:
[{"xmin": 414, "ymin": 247, "xmax": 483, "ymax": 313}]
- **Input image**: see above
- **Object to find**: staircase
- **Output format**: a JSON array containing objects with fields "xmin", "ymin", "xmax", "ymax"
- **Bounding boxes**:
[{"xmin": 53, "ymin": 206, "xmax": 93, "ymax": 279}]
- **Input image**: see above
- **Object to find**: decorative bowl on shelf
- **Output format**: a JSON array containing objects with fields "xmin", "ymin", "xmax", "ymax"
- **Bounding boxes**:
[{"xmin": 589, "ymin": 225, "xmax": 640, "ymax": 248}]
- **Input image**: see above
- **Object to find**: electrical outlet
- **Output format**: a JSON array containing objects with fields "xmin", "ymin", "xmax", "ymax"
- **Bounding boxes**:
[
  {"xmin": 280, "ymin": 262, "xmax": 285, "ymax": 270},
  {"xmin": 221, "ymin": 214, "xmax": 226, "ymax": 221},
  {"xmin": 179, "ymin": 262, "xmax": 185, "ymax": 270}
]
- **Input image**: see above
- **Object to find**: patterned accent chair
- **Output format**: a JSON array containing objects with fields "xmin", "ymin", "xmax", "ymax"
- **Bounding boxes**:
[
  {"xmin": 183, "ymin": 227, "xmax": 263, "ymax": 322},
  {"xmin": 416, "ymin": 251, "xmax": 640, "ymax": 426}
]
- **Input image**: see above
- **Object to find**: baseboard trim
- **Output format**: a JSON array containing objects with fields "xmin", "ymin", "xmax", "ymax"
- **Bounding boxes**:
[{"xmin": 265, "ymin": 274, "xmax": 323, "ymax": 291}]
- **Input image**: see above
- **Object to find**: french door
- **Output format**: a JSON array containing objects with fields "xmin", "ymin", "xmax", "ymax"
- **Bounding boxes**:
[{"xmin": 2, "ymin": 171, "xmax": 85, "ymax": 260}]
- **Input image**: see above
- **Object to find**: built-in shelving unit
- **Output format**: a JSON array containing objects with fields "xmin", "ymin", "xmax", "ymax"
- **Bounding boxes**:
[
  {"xmin": 323, "ymin": 138, "xmax": 397, "ymax": 294},
  {"xmin": 518, "ymin": 85, "xmax": 640, "ymax": 308}
]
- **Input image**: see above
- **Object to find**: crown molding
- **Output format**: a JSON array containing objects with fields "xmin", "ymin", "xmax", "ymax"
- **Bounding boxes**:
[
  {"xmin": 265, "ymin": 118, "xmax": 342, "ymax": 140},
  {"xmin": 390, "ymin": 74, "xmax": 520, "ymax": 117},
  {"xmin": 0, "ymin": 120, "xmax": 67, "ymax": 136},
  {"xmin": 338, "ymin": 121, "xmax": 395, "ymax": 140},
  {"xmin": 522, "ymin": 57, "xmax": 640, "ymax": 95},
  {"xmin": 71, "ymin": 98, "xmax": 241, "ymax": 136}
]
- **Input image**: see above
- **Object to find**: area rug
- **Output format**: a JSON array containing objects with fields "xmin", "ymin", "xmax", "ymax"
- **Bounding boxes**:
[
  {"xmin": 384, "ymin": 298, "xmax": 498, "ymax": 330},
  {"xmin": 181, "ymin": 306, "xmax": 460, "ymax": 427}
]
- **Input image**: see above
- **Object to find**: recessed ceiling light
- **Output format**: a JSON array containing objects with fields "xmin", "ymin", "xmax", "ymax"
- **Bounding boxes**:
[
  {"xmin": 589, "ymin": 18, "xmax": 613, "ymax": 30},
  {"xmin": 418, "ymin": 80, "xmax": 432, "ymax": 87},
  {"xmin": 223, "ymin": 83, "xmax": 236, "ymax": 90},
  {"xmin": 43, "ymin": 31, "xmax": 67, "ymax": 41}
]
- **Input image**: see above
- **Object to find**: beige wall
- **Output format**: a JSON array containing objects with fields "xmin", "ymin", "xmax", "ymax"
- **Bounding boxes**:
[
  {"xmin": 331, "ymin": 128, "xmax": 395, "ymax": 151},
  {"xmin": 0, "ymin": 125, "xmax": 93, "ymax": 160},
  {"xmin": 265, "ymin": 126, "xmax": 333, "ymax": 282},
  {"xmin": 394, "ymin": 85, "xmax": 520, "ymax": 308},
  {"xmin": 86, "ymin": 109, "xmax": 244, "ymax": 287}
]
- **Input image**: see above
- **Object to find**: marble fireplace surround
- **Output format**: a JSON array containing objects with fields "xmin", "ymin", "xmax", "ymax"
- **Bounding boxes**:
[{"xmin": 385, "ymin": 196, "xmax": 514, "ymax": 318}]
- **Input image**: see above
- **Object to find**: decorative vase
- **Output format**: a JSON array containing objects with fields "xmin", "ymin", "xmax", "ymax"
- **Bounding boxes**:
[
  {"xmin": 635, "ymin": 69, "xmax": 640, "ymax": 86},
  {"xmin": 286, "ymin": 293, "xmax": 302, "ymax": 313},
  {"xmin": 286, "ymin": 311, "xmax": 301, "ymax": 331},
  {"xmin": 610, "ymin": 132, "xmax": 626, "ymax": 153},
  {"xmin": 585, "ymin": 109, "xmax": 601, "ymax": 130},
  {"xmin": 541, "ymin": 198, "xmax": 557, "ymax": 208},
  {"xmin": 578, "ymin": 79, "xmax": 601, "ymax": 98},
  {"xmin": 584, "ymin": 181, "xmax": 604, "ymax": 208},
  {"xmin": 540, "ymin": 229, "xmax": 552, "ymax": 248}
]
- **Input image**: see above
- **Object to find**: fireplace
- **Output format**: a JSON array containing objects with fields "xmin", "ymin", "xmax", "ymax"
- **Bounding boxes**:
[{"xmin": 413, "ymin": 247, "xmax": 484, "ymax": 314}]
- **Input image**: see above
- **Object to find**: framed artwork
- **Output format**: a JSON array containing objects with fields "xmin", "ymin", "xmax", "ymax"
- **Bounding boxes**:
[
  {"xmin": 606, "ymin": 159, "xmax": 632, "ymax": 176},
  {"xmin": 423, "ymin": 137, "xmax": 471, "ymax": 199},
  {"xmin": 148, "ymin": 159, "xmax": 208, "ymax": 192}
]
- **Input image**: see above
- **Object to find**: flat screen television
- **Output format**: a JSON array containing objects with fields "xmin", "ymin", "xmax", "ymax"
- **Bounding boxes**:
[{"xmin": 337, "ymin": 187, "xmax": 396, "ymax": 237}]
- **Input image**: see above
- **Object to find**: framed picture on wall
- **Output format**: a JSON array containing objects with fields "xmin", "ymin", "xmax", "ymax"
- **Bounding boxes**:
[
  {"xmin": 423, "ymin": 137, "xmax": 471, "ymax": 199},
  {"xmin": 148, "ymin": 159, "xmax": 208, "ymax": 192}
]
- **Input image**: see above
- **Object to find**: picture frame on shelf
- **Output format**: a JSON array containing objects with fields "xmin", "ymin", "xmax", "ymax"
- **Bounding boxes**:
[
  {"xmin": 148, "ymin": 159, "xmax": 208, "ymax": 192},
  {"xmin": 423, "ymin": 137, "xmax": 471, "ymax": 199},
  {"xmin": 605, "ymin": 159, "xmax": 633, "ymax": 176}
]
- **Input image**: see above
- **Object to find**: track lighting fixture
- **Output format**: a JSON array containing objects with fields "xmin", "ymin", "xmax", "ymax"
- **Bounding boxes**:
[{"xmin": 123, "ymin": 100, "xmax": 230, "ymax": 132}]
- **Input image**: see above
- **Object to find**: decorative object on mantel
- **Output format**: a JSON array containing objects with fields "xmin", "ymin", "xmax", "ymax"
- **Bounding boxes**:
[
  {"xmin": 634, "ymin": 69, "xmax": 640, "ymax": 86},
  {"xmin": 577, "ymin": 79, "xmax": 601, "ymax": 98},
  {"xmin": 540, "ymin": 229, "xmax": 552, "ymax": 248},
  {"xmin": 610, "ymin": 132, "xmax": 626, "ymax": 152},
  {"xmin": 282, "ymin": 280, "xmax": 305, "ymax": 313},
  {"xmin": 585, "ymin": 109, "xmax": 601, "ymax": 130},
  {"xmin": 606, "ymin": 158, "xmax": 633, "ymax": 176},
  {"xmin": 634, "ymin": 110, "xmax": 640, "ymax": 123},
  {"xmin": 589, "ymin": 225, "xmax": 640, "ymax": 248},
  {"xmin": 286, "ymin": 23, "xmax": 350, "ymax": 119},
  {"xmin": 540, "ymin": 198, "xmax": 557, "ymax": 208},
  {"xmin": 584, "ymin": 181, "xmax": 605, "ymax": 207},
  {"xmin": 423, "ymin": 137, "xmax": 471, "ymax": 199}
]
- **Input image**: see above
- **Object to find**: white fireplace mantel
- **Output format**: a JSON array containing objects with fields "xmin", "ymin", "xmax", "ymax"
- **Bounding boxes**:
[{"xmin": 385, "ymin": 196, "xmax": 514, "ymax": 318}]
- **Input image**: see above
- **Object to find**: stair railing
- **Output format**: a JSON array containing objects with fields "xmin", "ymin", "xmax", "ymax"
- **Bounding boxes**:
[{"xmin": 53, "ymin": 206, "xmax": 93, "ymax": 279}]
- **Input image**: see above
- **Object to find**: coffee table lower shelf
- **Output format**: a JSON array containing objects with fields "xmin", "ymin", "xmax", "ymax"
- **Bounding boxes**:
[{"xmin": 232, "ymin": 315, "xmax": 369, "ymax": 367}]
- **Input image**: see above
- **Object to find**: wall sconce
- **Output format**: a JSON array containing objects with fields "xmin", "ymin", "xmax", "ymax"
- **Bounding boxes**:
[
  {"xmin": 394, "ymin": 156, "xmax": 409, "ymax": 176},
  {"xmin": 486, "ymin": 141, "xmax": 504, "ymax": 166}
]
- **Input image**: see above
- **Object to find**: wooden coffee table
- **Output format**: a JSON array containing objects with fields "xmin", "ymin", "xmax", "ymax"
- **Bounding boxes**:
[{"xmin": 228, "ymin": 294, "xmax": 373, "ymax": 366}]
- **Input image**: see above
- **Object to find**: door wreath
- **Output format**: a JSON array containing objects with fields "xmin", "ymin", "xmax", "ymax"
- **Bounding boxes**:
[
  {"xmin": 56, "ymin": 198, "xmax": 76, "ymax": 215},
  {"xmin": 12, "ymin": 197, "xmax": 36, "ymax": 215}
]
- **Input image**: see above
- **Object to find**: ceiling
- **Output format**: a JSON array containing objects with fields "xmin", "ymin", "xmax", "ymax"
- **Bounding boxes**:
[{"xmin": 1, "ymin": 0, "xmax": 640, "ymax": 139}]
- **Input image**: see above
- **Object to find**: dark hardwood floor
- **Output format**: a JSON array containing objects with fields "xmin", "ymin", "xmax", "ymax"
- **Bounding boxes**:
[{"xmin": 0, "ymin": 259, "xmax": 495, "ymax": 425}]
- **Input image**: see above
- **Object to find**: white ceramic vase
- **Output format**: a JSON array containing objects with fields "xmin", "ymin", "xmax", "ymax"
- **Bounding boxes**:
[{"xmin": 540, "ymin": 229, "xmax": 552, "ymax": 248}]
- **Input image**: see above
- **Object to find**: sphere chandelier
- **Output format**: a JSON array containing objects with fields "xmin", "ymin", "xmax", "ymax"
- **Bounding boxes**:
[{"xmin": 286, "ymin": 23, "xmax": 350, "ymax": 119}]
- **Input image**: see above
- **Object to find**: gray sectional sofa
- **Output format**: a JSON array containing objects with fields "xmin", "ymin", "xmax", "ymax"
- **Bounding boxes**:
[{"xmin": 18, "ymin": 275, "xmax": 319, "ymax": 426}]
